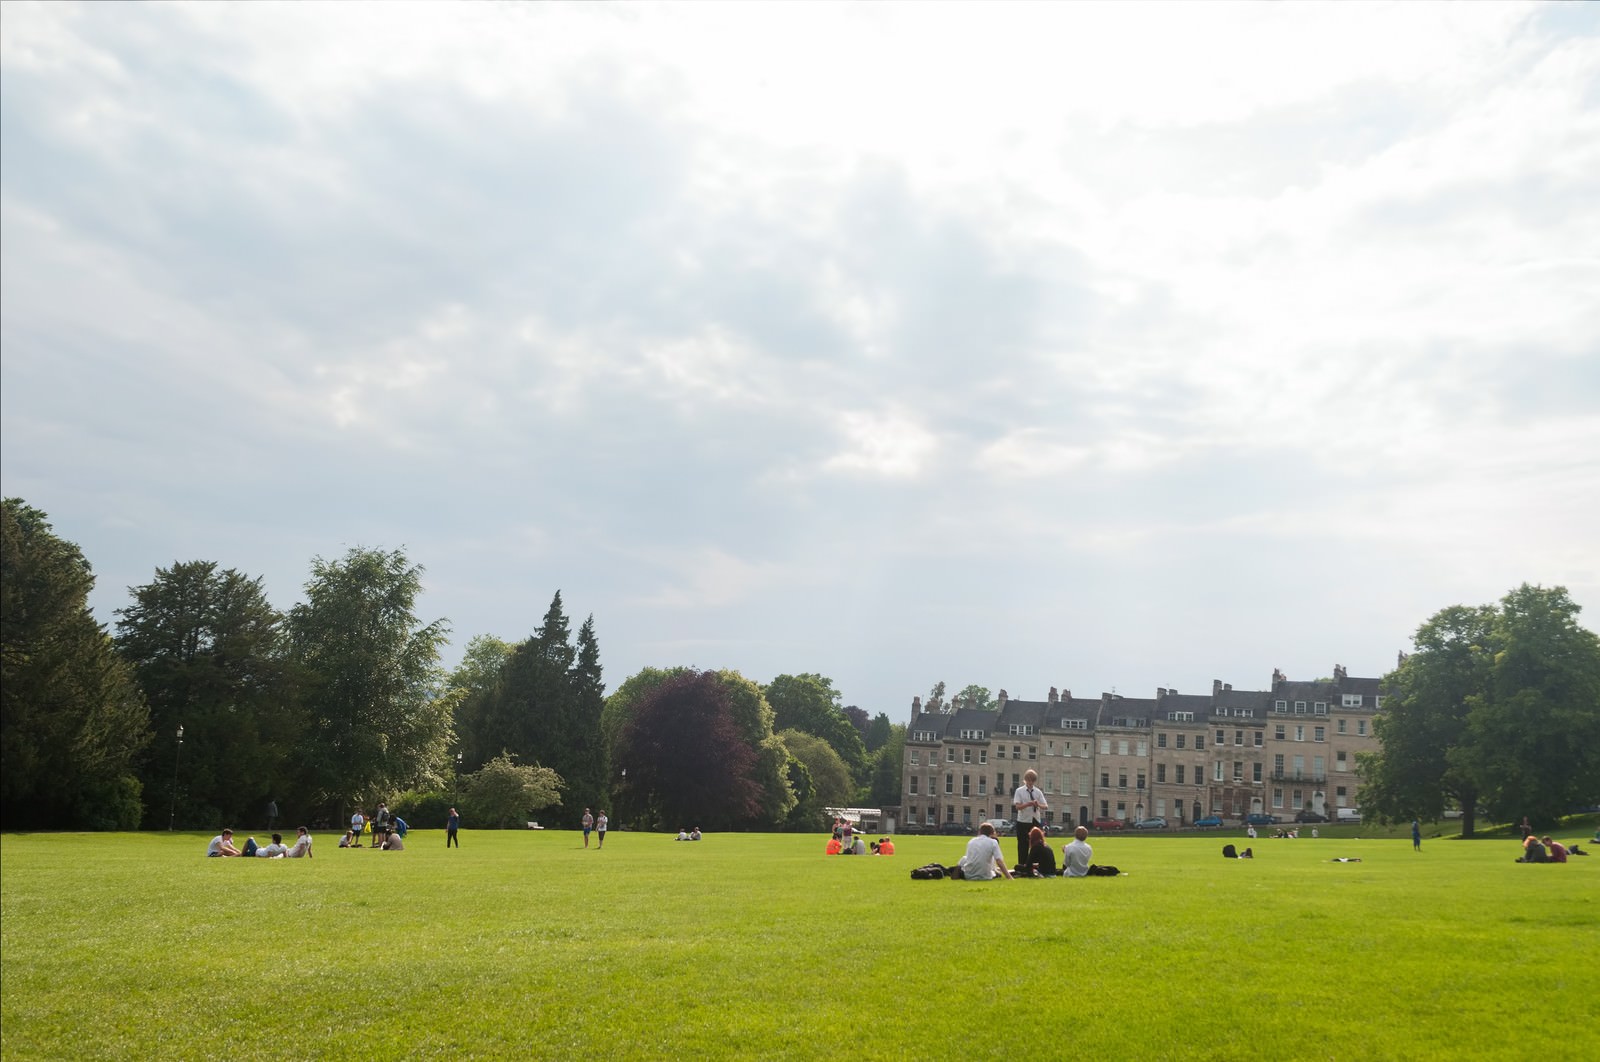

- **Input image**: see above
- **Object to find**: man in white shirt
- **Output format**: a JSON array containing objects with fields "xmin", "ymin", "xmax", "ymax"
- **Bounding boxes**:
[
  {"xmin": 958, "ymin": 822, "xmax": 1013, "ymax": 881},
  {"xmin": 256, "ymin": 833, "xmax": 289, "ymax": 858},
  {"xmin": 1012, "ymin": 768, "xmax": 1049, "ymax": 869},
  {"xmin": 351, "ymin": 811, "xmax": 366, "ymax": 846},
  {"xmin": 205, "ymin": 830, "xmax": 241, "ymax": 857},
  {"xmin": 286, "ymin": 827, "xmax": 313, "ymax": 858},
  {"xmin": 1062, "ymin": 826, "xmax": 1094, "ymax": 877}
]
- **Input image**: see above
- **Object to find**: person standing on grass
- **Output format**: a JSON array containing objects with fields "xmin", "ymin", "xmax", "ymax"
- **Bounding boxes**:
[
  {"xmin": 1062, "ymin": 826, "xmax": 1093, "ymax": 877},
  {"xmin": 446, "ymin": 807, "xmax": 460, "ymax": 848},
  {"xmin": 958, "ymin": 821, "xmax": 1012, "ymax": 881},
  {"xmin": 1012, "ymin": 768, "xmax": 1048, "ymax": 869},
  {"xmin": 1412, "ymin": 820, "xmax": 1422, "ymax": 851},
  {"xmin": 596, "ymin": 810, "xmax": 608, "ymax": 849},
  {"xmin": 351, "ymin": 810, "xmax": 366, "ymax": 847},
  {"xmin": 582, "ymin": 808, "xmax": 595, "ymax": 848}
]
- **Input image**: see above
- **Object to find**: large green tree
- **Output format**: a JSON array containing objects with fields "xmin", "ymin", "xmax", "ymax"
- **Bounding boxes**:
[
  {"xmin": 764, "ymin": 673, "xmax": 866, "ymax": 782},
  {"xmin": 287, "ymin": 547, "xmax": 452, "ymax": 813},
  {"xmin": 1, "ymin": 499, "xmax": 149, "ymax": 829},
  {"xmin": 1361, "ymin": 585, "xmax": 1600, "ymax": 834},
  {"xmin": 459, "ymin": 594, "xmax": 607, "ymax": 817},
  {"xmin": 461, "ymin": 752, "xmax": 564, "ymax": 829},
  {"xmin": 777, "ymin": 728, "xmax": 852, "ymax": 829},
  {"xmin": 115, "ymin": 561, "xmax": 300, "ymax": 829}
]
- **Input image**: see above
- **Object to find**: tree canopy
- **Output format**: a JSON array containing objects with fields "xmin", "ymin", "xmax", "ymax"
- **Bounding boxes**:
[
  {"xmin": 462, "ymin": 752, "xmax": 564, "ymax": 829},
  {"xmin": 1361, "ymin": 584, "xmax": 1600, "ymax": 834},
  {"xmin": 1, "ymin": 499, "xmax": 149, "ymax": 829}
]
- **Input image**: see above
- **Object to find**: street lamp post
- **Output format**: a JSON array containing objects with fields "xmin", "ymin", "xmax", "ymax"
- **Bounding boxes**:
[{"xmin": 168, "ymin": 724, "xmax": 184, "ymax": 830}]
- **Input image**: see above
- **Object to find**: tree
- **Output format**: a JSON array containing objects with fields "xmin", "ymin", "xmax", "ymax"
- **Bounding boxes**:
[
  {"xmin": 1361, "ymin": 585, "xmax": 1600, "ymax": 834},
  {"xmin": 955, "ymin": 684, "xmax": 995, "ymax": 712},
  {"xmin": 613, "ymin": 670, "xmax": 766, "ymax": 830},
  {"xmin": 868, "ymin": 723, "xmax": 907, "ymax": 806},
  {"xmin": 287, "ymin": 547, "xmax": 452, "ymax": 813},
  {"xmin": 864, "ymin": 712, "xmax": 893, "ymax": 754},
  {"xmin": 926, "ymin": 680, "xmax": 947, "ymax": 713},
  {"xmin": 1, "ymin": 499, "xmax": 149, "ymax": 829},
  {"xmin": 462, "ymin": 752, "xmax": 564, "ymax": 829},
  {"xmin": 777, "ymin": 728, "xmax": 852, "ymax": 828},
  {"xmin": 460, "ymin": 595, "xmax": 607, "ymax": 818},
  {"xmin": 764, "ymin": 673, "xmax": 866, "ymax": 781},
  {"xmin": 115, "ymin": 561, "xmax": 300, "ymax": 828}
]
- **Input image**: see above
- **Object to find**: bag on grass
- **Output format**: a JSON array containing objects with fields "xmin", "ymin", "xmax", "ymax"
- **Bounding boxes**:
[
  {"xmin": 909, "ymin": 863, "xmax": 945, "ymax": 880},
  {"xmin": 1086, "ymin": 864, "xmax": 1120, "ymax": 876}
]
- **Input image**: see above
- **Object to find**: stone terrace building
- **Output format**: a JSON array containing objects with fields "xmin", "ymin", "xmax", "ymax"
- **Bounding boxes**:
[{"xmin": 901, "ymin": 667, "xmax": 1383, "ymax": 831}]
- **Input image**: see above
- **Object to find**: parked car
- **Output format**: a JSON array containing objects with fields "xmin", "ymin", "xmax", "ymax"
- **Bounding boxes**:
[
  {"xmin": 1336, "ymin": 808, "xmax": 1362, "ymax": 823},
  {"xmin": 1245, "ymin": 813, "xmax": 1281, "ymax": 826},
  {"xmin": 939, "ymin": 821, "xmax": 972, "ymax": 835},
  {"xmin": 983, "ymin": 819, "xmax": 1014, "ymax": 834},
  {"xmin": 1193, "ymin": 815, "xmax": 1224, "ymax": 829},
  {"xmin": 1132, "ymin": 817, "xmax": 1168, "ymax": 830},
  {"xmin": 1091, "ymin": 816, "xmax": 1126, "ymax": 830},
  {"xmin": 1295, "ymin": 811, "xmax": 1328, "ymax": 823}
]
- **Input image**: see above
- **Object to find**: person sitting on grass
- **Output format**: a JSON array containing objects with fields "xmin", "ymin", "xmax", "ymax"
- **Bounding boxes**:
[
  {"xmin": 381, "ymin": 829, "xmax": 405, "ymax": 851},
  {"xmin": 1517, "ymin": 835, "xmax": 1548, "ymax": 863},
  {"xmin": 337, "ymin": 830, "xmax": 354, "ymax": 848},
  {"xmin": 1543, "ymin": 836, "xmax": 1568, "ymax": 863},
  {"xmin": 256, "ymin": 833, "xmax": 289, "ymax": 858},
  {"xmin": 690, "ymin": 827, "xmax": 702, "ymax": 841},
  {"xmin": 1062, "ymin": 826, "xmax": 1093, "ymax": 877},
  {"xmin": 825, "ymin": 836, "xmax": 843, "ymax": 855},
  {"xmin": 1022, "ymin": 826, "xmax": 1057, "ymax": 877},
  {"xmin": 956, "ymin": 822, "xmax": 1013, "ymax": 881},
  {"xmin": 239, "ymin": 836, "xmax": 261, "ymax": 857},
  {"xmin": 876, "ymin": 837, "xmax": 894, "ymax": 856},
  {"xmin": 286, "ymin": 827, "xmax": 313, "ymax": 858},
  {"xmin": 206, "ymin": 830, "xmax": 242, "ymax": 857},
  {"xmin": 677, "ymin": 828, "xmax": 690, "ymax": 841}
]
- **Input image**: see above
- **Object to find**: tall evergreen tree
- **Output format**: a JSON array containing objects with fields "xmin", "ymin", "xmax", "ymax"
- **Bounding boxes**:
[
  {"xmin": 287, "ymin": 547, "xmax": 452, "ymax": 813},
  {"xmin": 1, "ymin": 499, "xmax": 149, "ymax": 829},
  {"xmin": 115, "ymin": 561, "xmax": 299, "ymax": 828}
]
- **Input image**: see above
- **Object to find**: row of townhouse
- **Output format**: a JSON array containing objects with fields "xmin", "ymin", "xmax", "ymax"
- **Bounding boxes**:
[{"xmin": 901, "ymin": 665, "xmax": 1385, "ymax": 830}]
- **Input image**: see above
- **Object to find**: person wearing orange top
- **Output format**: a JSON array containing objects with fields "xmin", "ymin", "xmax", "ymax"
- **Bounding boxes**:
[
  {"xmin": 876, "ymin": 838, "xmax": 895, "ymax": 855},
  {"xmin": 826, "ymin": 837, "xmax": 843, "ymax": 855}
]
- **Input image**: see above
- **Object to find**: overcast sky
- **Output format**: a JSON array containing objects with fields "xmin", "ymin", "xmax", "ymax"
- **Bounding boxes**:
[{"xmin": 3, "ymin": 1, "xmax": 1596, "ymax": 718}]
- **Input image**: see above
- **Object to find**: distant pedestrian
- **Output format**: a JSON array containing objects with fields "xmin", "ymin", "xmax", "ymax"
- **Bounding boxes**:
[
  {"xmin": 446, "ymin": 807, "xmax": 460, "ymax": 848},
  {"xmin": 596, "ymin": 811, "xmax": 609, "ymax": 849},
  {"xmin": 1519, "ymin": 817, "xmax": 1533, "ymax": 841},
  {"xmin": 351, "ymin": 810, "xmax": 366, "ymax": 847},
  {"xmin": 1412, "ymin": 820, "xmax": 1422, "ymax": 851},
  {"xmin": 582, "ymin": 808, "xmax": 594, "ymax": 848},
  {"xmin": 266, "ymin": 798, "xmax": 279, "ymax": 830}
]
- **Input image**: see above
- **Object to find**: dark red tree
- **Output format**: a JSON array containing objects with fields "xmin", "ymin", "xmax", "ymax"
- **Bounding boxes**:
[{"xmin": 614, "ymin": 669, "xmax": 763, "ymax": 830}]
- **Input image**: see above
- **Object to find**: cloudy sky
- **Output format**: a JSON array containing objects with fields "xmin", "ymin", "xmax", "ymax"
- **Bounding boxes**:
[{"xmin": 3, "ymin": 1, "xmax": 1597, "ymax": 716}]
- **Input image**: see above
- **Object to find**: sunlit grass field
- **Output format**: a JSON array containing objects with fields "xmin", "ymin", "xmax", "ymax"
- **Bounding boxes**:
[{"xmin": 3, "ymin": 825, "xmax": 1596, "ymax": 1060}]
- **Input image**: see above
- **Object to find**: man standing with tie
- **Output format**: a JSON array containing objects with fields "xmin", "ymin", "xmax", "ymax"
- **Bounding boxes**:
[{"xmin": 1012, "ymin": 769, "xmax": 1049, "ymax": 869}]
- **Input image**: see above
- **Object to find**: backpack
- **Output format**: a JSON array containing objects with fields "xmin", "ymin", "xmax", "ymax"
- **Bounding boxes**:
[
  {"xmin": 1222, "ymin": 843, "xmax": 1238, "ymax": 859},
  {"xmin": 910, "ymin": 863, "xmax": 946, "ymax": 880},
  {"xmin": 1086, "ymin": 864, "xmax": 1120, "ymax": 876}
]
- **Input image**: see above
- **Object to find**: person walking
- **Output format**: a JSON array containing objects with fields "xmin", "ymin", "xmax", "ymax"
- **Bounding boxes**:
[
  {"xmin": 1011, "ymin": 769, "xmax": 1048, "ymax": 869},
  {"xmin": 446, "ymin": 807, "xmax": 460, "ymax": 848},
  {"xmin": 1412, "ymin": 819, "xmax": 1422, "ymax": 852},
  {"xmin": 582, "ymin": 808, "xmax": 595, "ymax": 848},
  {"xmin": 595, "ymin": 810, "xmax": 609, "ymax": 849}
]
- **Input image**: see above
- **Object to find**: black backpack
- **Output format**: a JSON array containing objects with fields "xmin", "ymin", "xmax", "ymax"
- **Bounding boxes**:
[
  {"xmin": 1086, "ymin": 864, "xmax": 1120, "ymax": 876},
  {"xmin": 910, "ymin": 863, "xmax": 946, "ymax": 880}
]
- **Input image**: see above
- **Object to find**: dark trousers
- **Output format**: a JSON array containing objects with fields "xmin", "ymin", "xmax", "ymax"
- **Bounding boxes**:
[
  {"xmin": 1015, "ymin": 821, "xmax": 1035, "ymax": 869},
  {"xmin": 447, "ymin": 828, "xmax": 459, "ymax": 848}
]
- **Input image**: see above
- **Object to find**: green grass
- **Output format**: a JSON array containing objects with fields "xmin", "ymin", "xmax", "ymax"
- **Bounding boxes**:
[{"xmin": 3, "ymin": 827, "xmax": 1597, "ymax": 1060}]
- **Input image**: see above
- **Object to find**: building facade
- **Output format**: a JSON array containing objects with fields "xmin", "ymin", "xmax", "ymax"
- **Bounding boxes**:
[{"xmin": 901, "ymin": 667, "xmax": 1382, "ymax": 830}]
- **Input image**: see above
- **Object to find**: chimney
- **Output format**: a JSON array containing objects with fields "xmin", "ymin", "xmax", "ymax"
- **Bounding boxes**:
[
  {"xmin": 998, "ymin": 689, "xmax": 1008, "ymax": 708},
  {"xmin": 1225, "ymin": 683, "xmax": 1232, "ymax": 691},
  {"xmin": 1212, "ymin": 678, "xmax": 1222, "ymax": 697},
  {"xmin": 1064, "ymin": 690, "xmax": 1072, "ymax": 702},
  {"xmin": 1272, "ymin": 667, "xmax": 1285, "ymax": 689},
  {"xmin": 1156, "ymin": 687, "xmax": 1167, "ymax": 699},
  {"xmin": 1048, "ymin": 686, "xmax": 1059, "ymax": 704}
]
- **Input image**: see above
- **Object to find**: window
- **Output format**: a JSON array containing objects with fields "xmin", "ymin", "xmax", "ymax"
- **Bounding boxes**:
[
  {"xmin": 1196, "ymin": 736, "xmax": 1205, "ymax": 751},
  {"xmin": 1062, "ymin": 718, "xmax": 1087, "ymax": 730},
  {"xmin": 961, "ymin": 775, "xmax": 970, "ymax": 797},
  {"xmin": 1233, "ymin": 761, "xmax": 1244, "ymax": 781},
  {"xmin": 1295, "ymin": 701, "xmax": 1307, "ymax": 714},
  {"xmin": 1275, "ymin": 724, "xmax": 1286, "ymax": 740},
  {"xmin": 1042, "ymin": 773, "xmax": 1053, "ymax": 793},
  {"xmin": 1008, "ymin": 724, "xmax": 1035, "ymax": 736},
  {"xmin": 1313, "ymin": 757, "xmax": 1324, "ymax": 777},
  {"xmin": 1176, "ymin": 765, "xmax": 1185, "ymax": 784},
  {"xmin": 1012, "ymin": 746, "xmax": 1022, "ymax": 760},
  {"xmin": 1176, "ymin": 734, "xmax": 1187, "ymax": 750},
  {"xmin": 1158, "ymin": 733, "xmax": 1168, "ymax": 749},
  {"xmin": 959, "ymin": 729, "xmax": 985, "ymax": 740},
  {"xmin": 913, "ymin": 730, "xmax": 937, "ymax": 742},
  {"xmin": 1118, "ymin": 740, "xmax": 1129, "ymax": 756},
  {"xmin": 910, "ymin": 751, "xmax": 920, "ymax": 766},
  {"xmin": 1253, "ymin": 731, "xmax": 1263, "ymax": 747},
  {"xmin": 909, "ymin": 777, "xmax": 919, "ymax": 794},
  {"xmin": 1136, "ymin": 741, "xmax": 1148, "ymax": 757},
  {"xmin": 1313, "ymin": 726, "xmax": 1325, "ymax": 742},
  {"xmin": 979, "ymin": 749, "xmax": 987, "ymax": 764},
  {"xmin": 1314, "ymin": 702, "xmax": 1328, "ymax": 715},
  {"xmin": 1342, "ymin": 694, "xmax": 1362, "ymax": 708},
  {"xmin": 996, "ymin": 746, "xmax": 1006, "ymax": 758},
  {"xmin": 1234, "ymin": 730, "xmax": 1244, "ymax": 746},
  {"xmin": 1099, "ymin": 738, "xmax": 1111, "ymax": 755},
  {"xmin": 1100, "ymin": 772, "xmax": 1110, "ymax": 789},
  {"xmin": 1214, "ymin": 761, "xmax": 1225, "ymax": 781},
  {"xmin": 946, "ymin": 747, "xmax": 955, "ymax": 763},
  {"xmin": 1157, "ymin": 764, "xmax": 1167, "ymax": 783},
  {"xmin": 1336, "ymin": 751, "xmax": 1347, "ymax": 771},
  {"xmin": 1028, "ymin": 746, "xmax": 1037, "ymax": 760},
  {"xmin": 1338, "ymin": 718, "xmax": 1347, "ymax": 734},
  {"xmin": 1118, "ymin": 771, "xmax": 1128, "ymax": 789},
  {"xmin": 1274, "ymin": 753, "xmax": 1284, "ymax": 774},
  {"xmin": 1273, "ymin": 788, "xmax": 1284, "ymax": 809},
  {"xmin": 1293, "ymin": 755, "xmax": 1305, "ymax": 777},
  {"xmin": 1358, "ymin": 720, "xmax": 1368, "ymax": 736},
  {"xmin": 1216, "ymin": 729, "xmax": 1226, "ymax": 745},
  {"xmin": 1171, "ymin": 711, "xmax": 1194, "ymax": 722},
  {"xmin": 1011, "ymin": 774, "xmax": 1021, "ymax": 790},
  {"xmin": 1136, "ymin": 772, "xmax": 1146, "ymax": 790},
  {"xmin": 1295, "ymin": 725, "xmax": 1305, "ymax": 742},
  {"xmin": 1275, "ymin": 700, "xmax": 1287, "ymax": 710},
  {"xmin": 1375, "ymin": 696, "xmax": 1385, "ymax": 708},
  {"xmin": 944, "ymin": 774, "xmax": 954, "ymax": 795},
  {"xmin": 1292, "ymin": 788, "xmax": 1303, "ymax": 808},
  {"xmin": 1252, "ymin": 762, "xmax": 1262, "ymax": 783},
  {"xmin": 963, "ymin": 748, "xmax": 971, "ymax": 763},
  {"xmin": 978, "ymin": 777, "xmax": 988, "ymax": 795}
]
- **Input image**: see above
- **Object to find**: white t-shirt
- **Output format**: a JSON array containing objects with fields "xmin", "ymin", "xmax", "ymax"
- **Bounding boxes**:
[
  {"xmin": 206, "ymin": 835, "xmax": 228, "ymax": 856},
  {"xmin": 596, "ymin": 815, "xmax": 608, "ymax": 831},
  {"xmin": 1013, "ymin": 785, "xmax": 1048, "ymax": 824},
  {"xmin": 286, "ymin": 835, "xmax": 312, "ymax": 858},
  {"xmin": 257, "ymin": 843, "xmax": 289, "ymax": 858},
  {"xmin": 961, "ymin": 834, "xmax": 1005, "ymax": 880},
  {"xmin": 1063, "ymin": 839, "xmax": 1093, "ymax": 877}
]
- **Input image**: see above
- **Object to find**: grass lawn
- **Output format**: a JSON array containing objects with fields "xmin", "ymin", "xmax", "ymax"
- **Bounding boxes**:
[{"xmin": 3, "ymin": 825, "xmax": 1597, "ymax": 1060}]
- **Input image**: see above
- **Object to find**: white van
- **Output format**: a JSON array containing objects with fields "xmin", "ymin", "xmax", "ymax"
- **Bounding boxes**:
[{"xmin": 1336, "ymin": 808, "xmax": 1362, "ymax": 823}]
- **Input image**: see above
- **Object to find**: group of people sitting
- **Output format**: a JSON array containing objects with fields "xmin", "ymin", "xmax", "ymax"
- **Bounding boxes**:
[
  {"xmin": 949, "ymin": 823, "xmax": 1103, "ymax": 880},
  {"xmin": 340, "ymin": 802, "xmax": 408, "ymax": 850},
  {"xmin": 674, "ymin": 827, "xmax": 703, "ymax": 841},
  {"xmin": 823, "ymin": 819, "xmax": 894, "ymax": 856},
  {"xmin": 1516, "ymin": 834, "xmax": 1586, "ymax": 863},
  {"xmin": 206, "ymin": 827, "xmax": 312, "ymax": 858}
]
